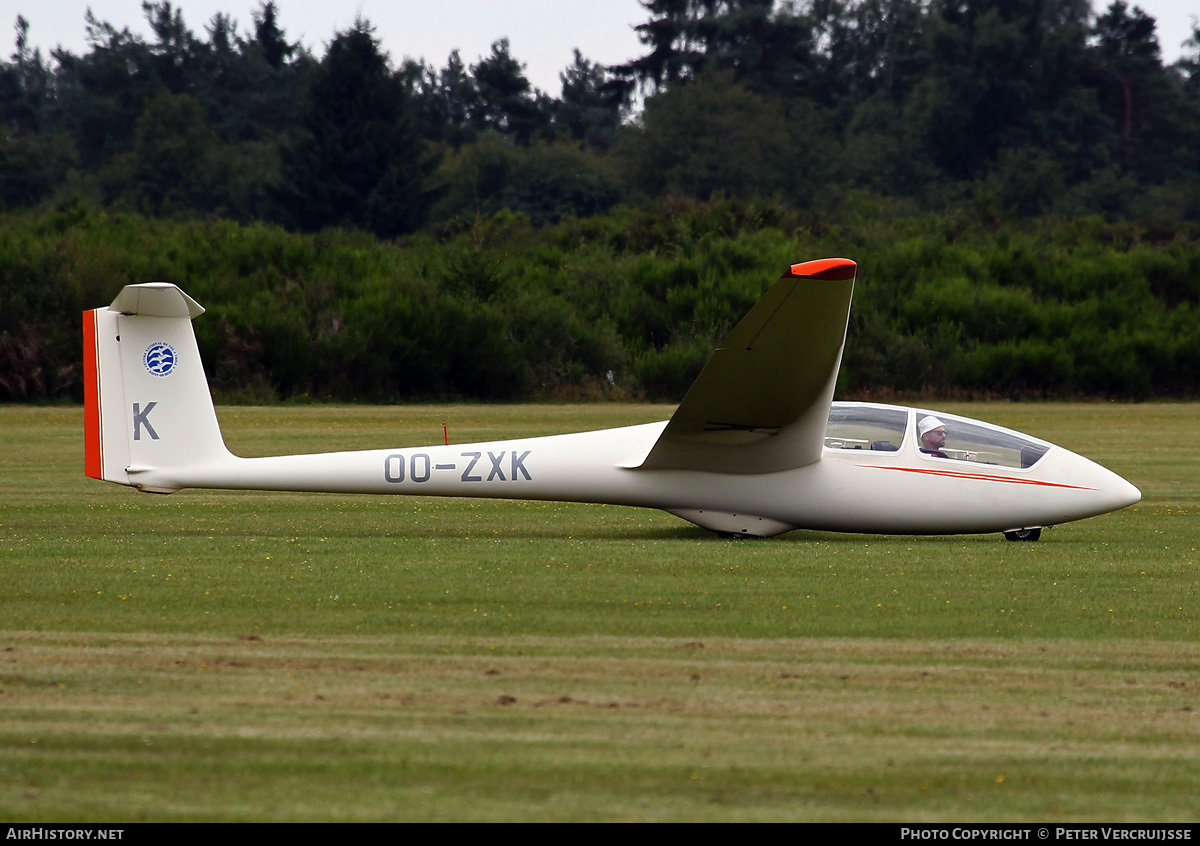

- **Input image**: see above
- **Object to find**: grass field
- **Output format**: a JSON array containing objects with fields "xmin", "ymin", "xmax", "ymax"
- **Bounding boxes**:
[{"xmin": 1, "ymin": 402, "xmax": 1197, "ymax": 822}]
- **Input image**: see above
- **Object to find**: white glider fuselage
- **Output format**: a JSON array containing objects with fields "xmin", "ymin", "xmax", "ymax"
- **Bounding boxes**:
[{"xmin": 123, "ymin": 409, "xmax": 1138, "ymax": 539}]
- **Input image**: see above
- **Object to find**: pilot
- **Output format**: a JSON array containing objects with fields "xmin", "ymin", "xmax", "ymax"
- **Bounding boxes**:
[{"xmin": 918, "ymin": 416, "xmax": 949, "ymax": 457}]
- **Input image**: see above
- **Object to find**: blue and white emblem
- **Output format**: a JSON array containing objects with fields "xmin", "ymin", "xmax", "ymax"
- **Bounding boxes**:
[{"xmin": 143, "ymin": 342, "xmax": 178, "ymax": 377}]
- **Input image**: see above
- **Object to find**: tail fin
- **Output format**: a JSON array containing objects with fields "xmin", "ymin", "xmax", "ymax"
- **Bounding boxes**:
[{"xmin": 83, "ymin": 283, "xmax": 232, "ymax": 493}]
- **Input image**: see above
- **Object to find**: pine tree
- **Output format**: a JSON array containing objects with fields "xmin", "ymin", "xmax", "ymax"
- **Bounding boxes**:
[{"xmin": 277, "ymin": 18, "xmax": 434, "ymax": 236}]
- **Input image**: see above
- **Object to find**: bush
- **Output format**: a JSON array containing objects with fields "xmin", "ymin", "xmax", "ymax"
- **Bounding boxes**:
[{"xmin": 2, "ymin": 200, "xmax": 1198, "ymax": 403}]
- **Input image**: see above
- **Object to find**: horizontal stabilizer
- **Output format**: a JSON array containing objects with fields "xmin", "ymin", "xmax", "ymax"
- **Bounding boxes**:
[{"xmin": 110, "ymin": 282, "xmax": 205, "ymax": 318}]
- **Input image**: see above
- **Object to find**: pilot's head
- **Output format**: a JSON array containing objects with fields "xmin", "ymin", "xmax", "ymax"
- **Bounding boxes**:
[{"xmin": 919, "ymin": 416, "xmax": 947, "ymax": 450}]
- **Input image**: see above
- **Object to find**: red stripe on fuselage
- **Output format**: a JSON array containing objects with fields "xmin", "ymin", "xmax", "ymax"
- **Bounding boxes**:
[
  {"xmin": 861, "ymin": 464, "xmax": 1096, "ymax": 491},
  {"xmin": 83, "ymin": 309, "xmax": 102, "ymax": 479}
]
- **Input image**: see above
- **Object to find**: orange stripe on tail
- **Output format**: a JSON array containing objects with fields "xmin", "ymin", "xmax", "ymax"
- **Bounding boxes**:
[{"xmin": 83, "ymin": 309, "xmax": 102, "ymax": 479}]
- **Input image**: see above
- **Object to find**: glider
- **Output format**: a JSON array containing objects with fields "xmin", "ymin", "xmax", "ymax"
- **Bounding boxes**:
[{"xmin": 83, "ymin": 258, "xmax": 1140, "ymax": 540}]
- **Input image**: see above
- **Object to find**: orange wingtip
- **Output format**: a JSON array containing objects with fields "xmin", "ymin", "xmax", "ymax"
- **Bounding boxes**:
[{"xmin": 787, "ymin": 258, "xmax": 857, "ymax": 280}]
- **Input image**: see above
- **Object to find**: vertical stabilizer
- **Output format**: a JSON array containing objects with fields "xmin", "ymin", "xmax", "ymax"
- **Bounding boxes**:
[{"xmin": 83, "ymin": 283, "xmax": 232, "ymax": 492}]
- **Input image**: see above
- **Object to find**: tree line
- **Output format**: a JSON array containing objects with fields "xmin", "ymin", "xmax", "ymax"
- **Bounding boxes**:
[
  {"xmin": 2, "ymin": 2, "xmax": 1199, "ymax": 405},
  {"xmin": 3, "ymin": 1, "xmax": 1199, "ymax": 230}
]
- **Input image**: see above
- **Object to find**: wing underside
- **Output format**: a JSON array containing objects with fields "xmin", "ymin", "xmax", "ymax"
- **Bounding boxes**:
[{"xmin": 634, "ymin": 258, "xmax": 856, "ymax": 475}]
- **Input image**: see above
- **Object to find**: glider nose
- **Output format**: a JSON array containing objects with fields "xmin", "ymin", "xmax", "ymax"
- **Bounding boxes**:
[
  {"xmin": 1105, "ymin": 471, "xmax": 1141, "ymax": 511},
  {"xmin": 1084, "ymin": 459, "xmax": 1141, "ymax": 517},
  {"xmin": 1050, "ymin": 448, "xmax": 1141, "ymax": 523}
]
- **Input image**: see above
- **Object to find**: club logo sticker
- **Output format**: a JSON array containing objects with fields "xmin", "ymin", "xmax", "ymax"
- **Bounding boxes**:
[{"xmin": 143, "ymin": 342, "xmax": 178, "ymax": 377}]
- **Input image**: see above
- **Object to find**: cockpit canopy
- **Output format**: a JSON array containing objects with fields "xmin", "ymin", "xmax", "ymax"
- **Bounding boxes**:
[
  {"xmin": 824, "ymin": 403, "xmax": 907, "ymax": 453},
  {"xmin": 824, "ymin": 402, "xmax": 1050, "ymax": 469}
]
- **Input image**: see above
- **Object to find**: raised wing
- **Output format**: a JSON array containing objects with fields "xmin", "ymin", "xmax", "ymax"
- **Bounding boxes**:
[{"xmin": 635, "ymin": 258, "xmax": 856, "ymax": 474}]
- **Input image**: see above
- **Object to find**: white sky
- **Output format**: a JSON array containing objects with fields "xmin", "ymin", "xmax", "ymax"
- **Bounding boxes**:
[{"xmin": 6, "ymin": 1, "xmax": 1198, "ymax": 95}]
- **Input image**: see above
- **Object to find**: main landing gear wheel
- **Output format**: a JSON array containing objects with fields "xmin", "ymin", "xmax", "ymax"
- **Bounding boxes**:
[{"xmin": 1003, "ymin": 528, "xmax": 1042, "ymax": 542}]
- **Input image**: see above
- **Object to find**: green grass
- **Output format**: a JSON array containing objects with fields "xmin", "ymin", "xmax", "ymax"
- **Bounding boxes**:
[{"xmin": 1, "ymin": 403, "xmax": 1198, "ymax": 821}]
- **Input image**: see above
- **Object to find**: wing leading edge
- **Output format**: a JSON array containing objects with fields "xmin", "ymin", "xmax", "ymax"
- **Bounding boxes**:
[{"xmin": 634, "ymin": 258, "xmax": 856, "ymax": 475}]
